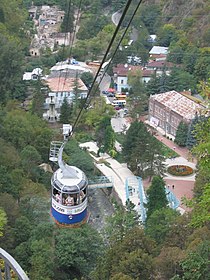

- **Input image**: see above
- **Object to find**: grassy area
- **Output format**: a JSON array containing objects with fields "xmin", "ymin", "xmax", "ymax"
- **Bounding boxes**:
[{"xmin": 161, "ymin": 143, "xmax": 178, "ymax": 158}]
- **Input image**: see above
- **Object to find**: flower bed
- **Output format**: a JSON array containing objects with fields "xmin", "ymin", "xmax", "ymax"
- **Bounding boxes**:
[{"xmin": 167, "ymin": 165, "xmax": 194, "ymax": 176}]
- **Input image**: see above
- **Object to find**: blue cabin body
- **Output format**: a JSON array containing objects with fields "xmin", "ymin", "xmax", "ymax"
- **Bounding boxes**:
[{"xmin": 51, "ymin": 166, "xmax": 88, "ymax": 226}]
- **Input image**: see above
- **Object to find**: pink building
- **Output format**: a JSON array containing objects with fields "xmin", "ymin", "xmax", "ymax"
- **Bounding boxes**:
[{"xmin": 149, "ymin": 90, "xmax": 205, "ymax": 136}]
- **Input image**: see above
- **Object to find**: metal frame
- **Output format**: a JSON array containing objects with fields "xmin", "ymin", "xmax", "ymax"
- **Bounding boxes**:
[{"xmin": 0, "ymin": 248, "xmax": 29, "ymax": 280}]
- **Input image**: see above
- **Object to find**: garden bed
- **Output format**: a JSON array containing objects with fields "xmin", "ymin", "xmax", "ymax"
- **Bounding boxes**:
[{"xmin": 167, "ymin": 165, "xmax": 194, "ymax": 176}]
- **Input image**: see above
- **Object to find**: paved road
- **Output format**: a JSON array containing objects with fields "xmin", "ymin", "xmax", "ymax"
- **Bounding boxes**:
[
  {"xmin": 96, "ymin": 72, "xmax": 111, "ymax": 93},
  {"xmin": 111, "ymin": 116, "xmax": 130, "ymax": 133},
  {"xmin": 112, "ymin": 11, "xmax": 121, "ymax": 26},
  {"xmin": 112, "ymin": 11, "xmax": 139, "ymax": 42}
]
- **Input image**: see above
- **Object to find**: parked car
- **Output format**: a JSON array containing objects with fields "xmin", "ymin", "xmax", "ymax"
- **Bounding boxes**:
[{"xmin": 107, "ymin": 93, "xmax": 115, "ymax": 97}]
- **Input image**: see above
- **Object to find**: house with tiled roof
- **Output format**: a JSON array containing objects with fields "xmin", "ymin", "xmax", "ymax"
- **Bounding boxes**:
[
  {"xmin": 113, "ymin": 64, "xmax": 154, "ymax": 93},
  {"xmin": 148, "ymin": 90, "xmax": 205, "ymax": 136},
  {"xmin": 45, "ymin": 77, "xmax": 88, "ymax": 102},
  {"xmin": 146, "ymin": 60, "xmax": 174, "ymax": 76}
]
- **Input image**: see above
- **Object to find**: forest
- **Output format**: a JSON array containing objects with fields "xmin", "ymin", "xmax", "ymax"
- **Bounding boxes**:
[{"xmin": 0, "ymin": 0, "xmax": 209, "ymax": 279}]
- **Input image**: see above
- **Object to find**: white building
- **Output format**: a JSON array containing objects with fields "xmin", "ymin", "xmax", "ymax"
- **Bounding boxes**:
[{"xmin": 23, "ymin": 68, "xmax": 43, "ymax": 81}]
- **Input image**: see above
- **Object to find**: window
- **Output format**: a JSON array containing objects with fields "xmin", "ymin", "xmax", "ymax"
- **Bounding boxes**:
[{"xmin": 121, "ymin": 79, "xmax": 124, "ymax": 84}]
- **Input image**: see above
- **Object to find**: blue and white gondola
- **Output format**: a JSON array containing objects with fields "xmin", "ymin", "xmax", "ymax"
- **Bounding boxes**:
[{"xmin": 51, "ymin": 144, "xmax": 88, "ymax": 226}]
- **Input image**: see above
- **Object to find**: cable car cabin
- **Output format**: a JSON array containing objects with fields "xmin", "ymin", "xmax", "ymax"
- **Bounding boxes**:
[
  {"xmin": 112, "ymin": 99, "xmax": 126, "ymax": 108},
  {"xmin": 51, "ymin": 165, "xmax": 88, "ymax": 226},
  {"xmin": 115, "ymin": 93, "xmax": 127, "ymax": 100}
]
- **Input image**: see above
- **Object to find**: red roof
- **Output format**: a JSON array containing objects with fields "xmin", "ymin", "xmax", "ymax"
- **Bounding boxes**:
[
  {"xmin": 113, "ymin": 64, "xmax": 154, "ymax": 78},
  {"xmin": 146, "ymin": 60, "xmax": 174, "ymax": 68},
  {"xmin": 113, "ymin": 64, "xmax": 141, "ymax": 76}
]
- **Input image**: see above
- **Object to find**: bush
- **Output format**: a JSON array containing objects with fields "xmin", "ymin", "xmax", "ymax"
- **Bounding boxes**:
[{"xmin": 167, "ymin": 165, "xmax": 194, "ymax": 176}]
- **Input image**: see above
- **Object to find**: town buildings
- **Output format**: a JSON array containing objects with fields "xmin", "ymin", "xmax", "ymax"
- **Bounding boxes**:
[
  {"xmin": 148, "ymin": 90, "xmax": 205, "ymax": 136},
  {"xmin": 29, "ymin": 5, "xmax": 66, "ymax": 56},
  {"xmin": 113, "ymin": 64, "xmax": 154, "ymax": 93}
]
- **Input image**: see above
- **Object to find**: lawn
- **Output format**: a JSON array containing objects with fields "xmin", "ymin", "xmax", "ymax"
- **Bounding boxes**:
[{"xmin": 161, "ymin": 143, "xmax": 178, "ymax": 158}]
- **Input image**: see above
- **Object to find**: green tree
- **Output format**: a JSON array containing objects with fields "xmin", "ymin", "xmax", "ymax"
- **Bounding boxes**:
[
  {"xmin": 183, "ymin": 46, "xmax": 200, "ymax": 74},
  {"xmin": 0, "ymin": 34, "xmax": 25, "ymax": 103},
  {"xmin": 65, "ymin": 139, "xmax": 95, "ymax": 177},
  {"xmin": 93, "ymin": 227, "xmax": 156, "ymax": 280},
  {"xmin": 138, "ymin": 4, "xmax": 161, "ymax": 34},
  {"xmin": 157, "ymin": 24, "xmax": 180, "ymax": 47},
  {"xmin": 155, "ymin": 246, "xmax": 185, "ymax": 280},
  {"xmin": 20, "ymin": 145, "xmax": 42, "ymax": 177},
  {"xmin": 0, "ymin": 208, "xmax": 7, "ymax": 237},
  {"xmin": 31, "ymin": 80, "xmax": 45, "ymax": 117},
  {"xmin": 96, "ymin": 116, "xmax": 115, "ymax": 154},
  {"xmin": 13, "ymin": 216, "xmax": 32, "ymax": 246},
  {"xmin": 30, "ymin": 239, "xmax": 54, "ymax": 280},
  {"xmin": 80, "ymin": 71, "xmax": 94, "ymax": 87},
  {"xmin": 0, "ymin": 193, "xmax": 19, "ymax": 225},
  {"xmin": 59, "ymin": 97, "xmax": 73, "ymax": 124},
  {"xmin": 146, "ymin": 176, "xmax": 168, "ymax": 219},
  {"xmin": 123, "ymin": 121, "xmax": 165, "ymax": 178},
  {"xmin": 1, "ymin": 109, "xmax": 53, "ymax": 161},
  {"xmin": 77, "ymin": 15, "xmax": 108, "ymax": 40},
  {"xmin": 127, "ymin": 69, "xmax": 148, "ymax": 116},
  {"xmin": 194, "ymin": 51, "xmax": 210, "ymax": 81},
  {"xmin": 105, "ymin": 201, "xmax": 139, "ymax": 244},
  {"xmin": 55, "ymin": 225, "xmax": 103, "ymax": 278},
  {"xmin": 190, "ymin": 184, "xmax": 210, "ymax": 228},
  {"xmin": 186, "ymin": 114, "xmax": 200, "ymax": 150},
  {"xmin": 175, "ymin": 121, "xmax": 189, "ymax": 147},
  {"xmin": 60, "ymin": 1, "xmax": 74, "ymax": 33},
  {"xmin": 145, "ymin": 208, "xmax": 180, "ymax": 244},
  {"xmin": 174, "ymin": 241, "xmax": 210, "ymax": 280}
]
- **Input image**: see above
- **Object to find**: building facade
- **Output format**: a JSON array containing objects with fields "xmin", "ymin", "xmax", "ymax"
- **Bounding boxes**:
[{"xmin": 149, "ymin": 90, "xmax": 205, "ymax": 136}]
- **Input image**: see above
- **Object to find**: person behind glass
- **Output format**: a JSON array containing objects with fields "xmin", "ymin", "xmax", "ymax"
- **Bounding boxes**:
[
  {"xmin": 79, "ymin": 190, "xmax": 85, "ymax": 202},
  {"xmin": 65, "ymin": 195, "xmax": 74, "ymax": 206},
  {"xmin": 55, "ymin": 193, "xmax": 61, "ymax": 203}
]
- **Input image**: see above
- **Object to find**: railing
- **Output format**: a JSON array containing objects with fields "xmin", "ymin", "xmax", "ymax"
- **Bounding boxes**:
[
  {"xmin": 125, "ymin": 176, "xmax": 147, "ymax": 223},
  {"xmin": 88, "ymin": 176, "xmax": 113, "ymax": 189},
  {"xmin": 0, "ymin": 248, "xmax": 29, "ymax": 280},
  {"xmin": 165, "ymin": 188, "xmax": 180, "ymax": 209},
  {"xmin": 49, "ymin": 141, "xmax": 63, "ymax": 162}
]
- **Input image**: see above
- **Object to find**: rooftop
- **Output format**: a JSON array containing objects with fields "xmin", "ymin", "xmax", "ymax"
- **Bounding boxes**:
[
  {"xmin": 146, "ymin": 60, "xmax": 174, "ymax": 68},
  {"xmin": 45, "ymin": 77, "xmax": 88, "ymax": 92},
  {"xmin": 151, "ymin": 90, "xmax": 205, "ymax": 120},
  {"xmin": 149, "ymin": 46, "xmax": 169, "ymax": 55},
  {"xmin": 113, "ymin": 64, "xmax": 154, "ymax": 77}
]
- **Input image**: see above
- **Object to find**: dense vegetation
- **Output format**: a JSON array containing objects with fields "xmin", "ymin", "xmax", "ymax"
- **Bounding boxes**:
[{"xmin": 0, "ymin": 0, "xmax": 209, "ymax": 279}]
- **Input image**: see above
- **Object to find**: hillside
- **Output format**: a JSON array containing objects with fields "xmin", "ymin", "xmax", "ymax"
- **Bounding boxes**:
[{"xmin": 147, "ymin": 0, "xmax": 210, "ymax": 46}]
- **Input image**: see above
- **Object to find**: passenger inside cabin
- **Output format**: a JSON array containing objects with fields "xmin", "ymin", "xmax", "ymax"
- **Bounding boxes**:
[
  {"xmin": 55, "ymin": 192, "xmax": 61, "ymax": 203},
  {"xmin": 65, "ymin": 195, "xmax": 74, "ymax": 206},
  {"xmin": 79, "ymin": 190, "xmax": 85, "ymax": 203}
]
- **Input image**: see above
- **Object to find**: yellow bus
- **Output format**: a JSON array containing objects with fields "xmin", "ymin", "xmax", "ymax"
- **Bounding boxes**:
[
  {"xmin": 112, "ymin": 99, "xmax": 126, "ymax": 108},
  {"xmin": 115, "ymin": 93, "xmax": 127, "ymax": 100}
]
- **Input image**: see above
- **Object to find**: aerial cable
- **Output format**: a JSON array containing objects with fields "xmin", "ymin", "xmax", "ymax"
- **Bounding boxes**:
[
  {"xmin": 68, "ymin": 0, "xmax": 83, "ymax": 58},
  {"xmin": 71, "ymin": 0, "xmax": 142, "ymax": 134},
  {"xmin": 61, "ymin": 0, "xmax": 83, "ymax": 93},
  {"xmin": 56, "ymin": 0, "xmax": 73, "ymax": 93},
  {"xmin": 86, "ymin": 0, "xmax": 144, "ymax": 106},
  {"xmin": 72, "ymin": 0, "xmax": 144, "ymax": 125}
]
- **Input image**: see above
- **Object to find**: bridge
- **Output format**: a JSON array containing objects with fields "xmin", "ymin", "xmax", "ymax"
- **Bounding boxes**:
[
  {"xmin": 88, "ymin": 176, "xmax": 113, "ymax": 189},
  {"xmin": 125, "ymin": 176, "xmax": 147, "ymax": 223},
  {"xmin": 91, "ymin": 175, "xmax": 180, "ymax": 224}
]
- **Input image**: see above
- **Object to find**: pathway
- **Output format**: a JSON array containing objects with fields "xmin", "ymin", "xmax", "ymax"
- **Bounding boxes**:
[{"xmin": 80, "ymin": 141, "xmax": 195, "ymax": 214}]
